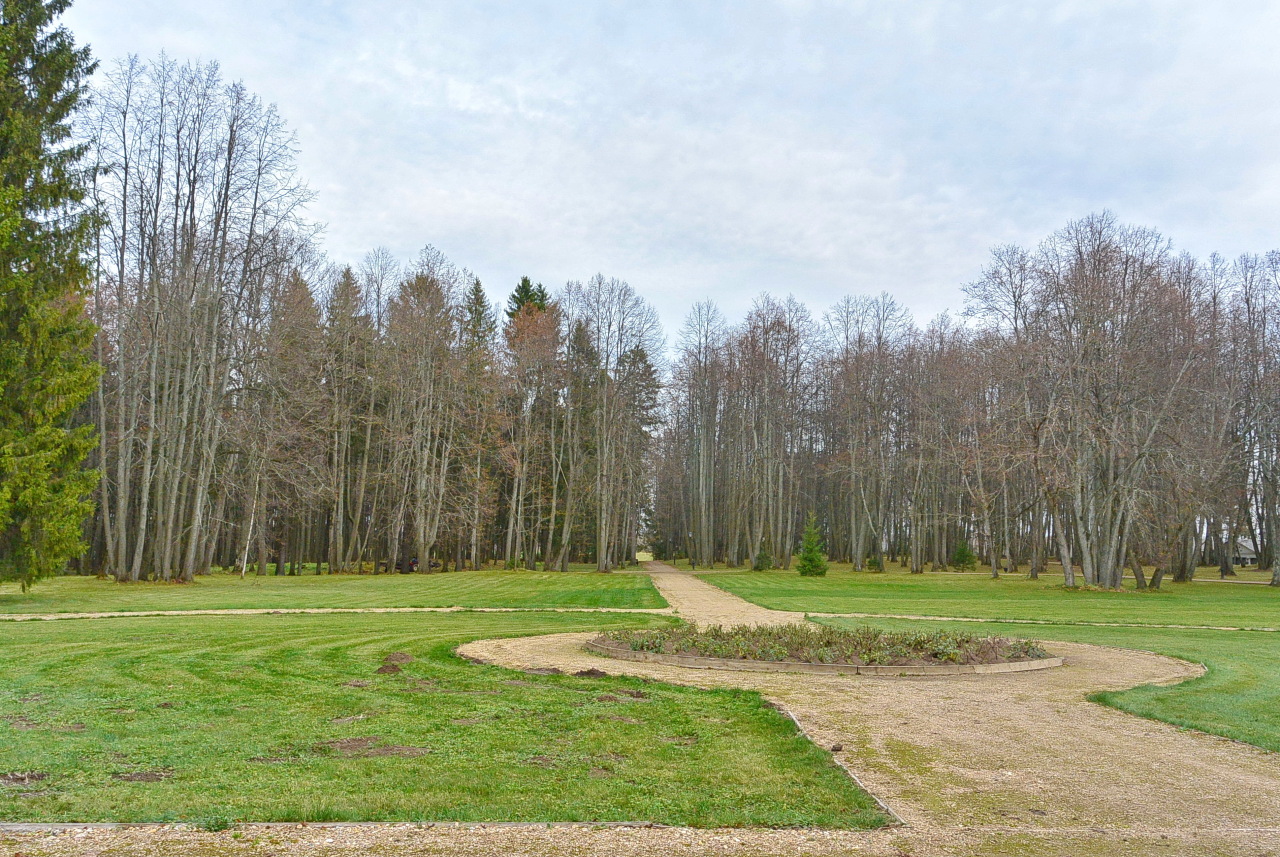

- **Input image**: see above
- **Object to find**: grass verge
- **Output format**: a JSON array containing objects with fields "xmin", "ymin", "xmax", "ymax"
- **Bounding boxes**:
[
  {"xmin": 0, "ymin": 569, "xmax": 666, "ymax": 614},
  {"xmin": 700, "ymin": 565, "xmax": 1280, "ymax": 628}
]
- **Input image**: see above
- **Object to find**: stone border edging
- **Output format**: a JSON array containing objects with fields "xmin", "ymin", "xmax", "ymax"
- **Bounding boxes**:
[{"xmin": 584, "ymin": 639, "xmax": 1064, "ymax": 676}]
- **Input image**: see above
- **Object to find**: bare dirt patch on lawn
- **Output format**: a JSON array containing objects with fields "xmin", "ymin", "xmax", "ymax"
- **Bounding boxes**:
[
  {"xmin": 315, "ymin": 737, "xmax": 431, "ymax": 758},
  {"xmin": 383, "ymin": 652, "xmax": 415, "ymax": 664},
  {"xmin": 110, "ymin": 770, "xmax": 172, "ymax": 783}
]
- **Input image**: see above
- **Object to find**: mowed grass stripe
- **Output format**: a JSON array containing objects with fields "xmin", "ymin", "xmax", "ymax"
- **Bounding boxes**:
[
  {"xmin": 0, "ymin": 569, "xmax": 667, "ymax": 615},
  {"xmin": 701, "ymin": 565, "xmax": 1280, "ymax": 629},
  {"xmin": 0, "ymin": 611, "xmax": 883, "ymax": 828}
]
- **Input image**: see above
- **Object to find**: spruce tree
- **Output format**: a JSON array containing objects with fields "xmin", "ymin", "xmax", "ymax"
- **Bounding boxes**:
[
  {"xmin": 951, "ymin": 538, "xmax": 978, "ymax": 571},
  {"xmin": 505, "ymin": 275, "xmax": 549, "ymax": 319},
  {"xmin": 796, "ymin": 512, "xmax": 828, "ymax": 576},
  {"xmin": 462, "ymin": 278, "xmax": 497, "ymax": 346},
  {"xmin": 0, "ymin": 0, "xmax": 98, "ymax": 588}
]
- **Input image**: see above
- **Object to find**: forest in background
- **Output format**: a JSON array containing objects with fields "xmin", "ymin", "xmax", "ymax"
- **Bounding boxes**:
[
  {"xmin": 654, "ymin": 227, "xmax": 1280, "ymax": 589},
  {"xmin": 87, "ymin": 57, "xmax": 659, "ymax": 578},
  {"xmin": 79, "ymin": 56, "xmax": 1280, "ymax": 588}
]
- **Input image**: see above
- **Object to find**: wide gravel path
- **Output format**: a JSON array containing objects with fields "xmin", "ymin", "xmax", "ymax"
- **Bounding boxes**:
[{"xmin": 640, "ymin": 562, "xmax": 806, "ymax": 626}]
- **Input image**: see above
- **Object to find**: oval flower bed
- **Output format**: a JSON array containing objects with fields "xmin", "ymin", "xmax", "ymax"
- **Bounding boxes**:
[{"xmin": 589, "ymin": 624, "xmax": 1061, "ymax": 676}]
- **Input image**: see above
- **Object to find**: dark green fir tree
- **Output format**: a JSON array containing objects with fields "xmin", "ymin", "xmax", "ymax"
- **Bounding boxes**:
[
  {"xmin": 0, "ymin": 0, "xmax": 99, "ymax": 588},
  {"xmin": 796, "ymin": 512, "xmax": 828, "ymax": 577},
  {"xmin": 505, "ymin": 275, "xmax": 549, "ymax": 319}
]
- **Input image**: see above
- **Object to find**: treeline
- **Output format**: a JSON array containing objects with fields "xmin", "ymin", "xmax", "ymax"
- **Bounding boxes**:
[
  {"xmin": 652, "ymin": 215, "xmax": 1280, "ymax": 588},
  {"xmin": 85, "ymin": 57, "xmax": 660, "ymax": 580},
  {"xmin": 57, "ymin": 53, "xmax": 1280, "ymax": 590}
]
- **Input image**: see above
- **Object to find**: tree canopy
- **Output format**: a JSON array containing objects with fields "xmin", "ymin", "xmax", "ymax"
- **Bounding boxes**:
[{"xmin": 506, "ymin": 276, "xmax": 550, "ymax": 319}]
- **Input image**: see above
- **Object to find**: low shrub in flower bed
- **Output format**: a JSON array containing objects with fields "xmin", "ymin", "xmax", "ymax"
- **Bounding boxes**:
[{"xmin": 599, "ymin": 623, "xmax": 1049, "ymax": 666}]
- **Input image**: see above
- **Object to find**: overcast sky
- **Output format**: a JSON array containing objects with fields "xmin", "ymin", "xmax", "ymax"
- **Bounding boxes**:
[{"xmin": 65, "ymin": 1, "xmax": 1280, "ymax": 335}]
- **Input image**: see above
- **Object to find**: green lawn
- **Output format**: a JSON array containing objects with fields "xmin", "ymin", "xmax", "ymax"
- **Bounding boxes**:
[
  {"xmin": 0, "ymin": 569, "xmax": 666, "ymax": 614},
  {"xmin": 0, "ymin": 611, "xmax": 883, "ymax": 827},
  {"xmin": 700, "ymin": 565, "xmax": 1280, "ymax": 628},
  {"xmin": 672, "ymin": 557, "xmax": 1278, "ymax": 583},
  {"xmin": 817, "ymin": 614, "xmax": 1280, "ymax": 755}
]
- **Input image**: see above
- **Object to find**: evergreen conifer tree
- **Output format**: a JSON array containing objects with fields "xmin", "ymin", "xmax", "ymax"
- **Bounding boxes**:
[
  {"xmin": 951, "ymin": 538, "xmax": 978, "ymax": 571},
  {"xmin": 463, "ymin": 278, "xmax": 497, "ymax": 346},
  {"xmin": 0, "ymin": 0, "xmax": 98, "ymax": 588},
  {"xmin": 796, "ymin": 512, "xmax": 828, "ymax": 576},
  {"xmin": 505, "ymin": 275, "xmax": 549, "ymax": 319}
]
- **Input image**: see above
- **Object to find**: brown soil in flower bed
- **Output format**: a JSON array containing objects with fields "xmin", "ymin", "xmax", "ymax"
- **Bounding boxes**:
[{"xmin": 597, "ymin": 623, "xmax": 1050, "ymax": 668}]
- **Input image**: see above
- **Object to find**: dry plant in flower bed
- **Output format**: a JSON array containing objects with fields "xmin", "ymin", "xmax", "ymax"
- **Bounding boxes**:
[{"xmin": 602, "ymin": 623, "xmax": 1049, "ymax": 666}]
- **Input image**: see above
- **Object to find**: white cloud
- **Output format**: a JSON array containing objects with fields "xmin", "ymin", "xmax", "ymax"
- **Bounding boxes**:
[{"xmin": 65, "ymin": 0, "xmax": 1280, "ymax": 334}]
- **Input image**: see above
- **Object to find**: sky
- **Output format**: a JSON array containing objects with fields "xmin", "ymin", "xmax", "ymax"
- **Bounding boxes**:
[{"xmin": 64, "ymin": 1, "xmax": 1280, "ymax": 337}]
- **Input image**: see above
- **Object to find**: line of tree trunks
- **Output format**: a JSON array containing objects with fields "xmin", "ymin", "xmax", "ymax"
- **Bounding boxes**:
[{"xmin": 653, "ymin": 214, "xmax": 1280, "ymax": 588}]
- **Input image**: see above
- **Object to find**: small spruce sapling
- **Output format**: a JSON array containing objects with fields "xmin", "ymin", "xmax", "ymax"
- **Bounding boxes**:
[
  {"xmin": 951, "ymin": 539, "xmax": 978, "ymax": 572},
  {"xmin": 796, "ymin": 513, "xmax": 828, "ymax": 577}
]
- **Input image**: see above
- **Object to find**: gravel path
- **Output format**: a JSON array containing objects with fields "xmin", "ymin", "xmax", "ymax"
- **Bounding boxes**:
[
  {"xmin": 641, "ymin": 562, "xmax": 805, "ymax": 626},
  {"xmin": 6, "ymin": 561, "xmax": 1280, "ymax": 856},
  {"xmin": 8, "ymin": 822, "xmax": 1280, "ymax": 857}
]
